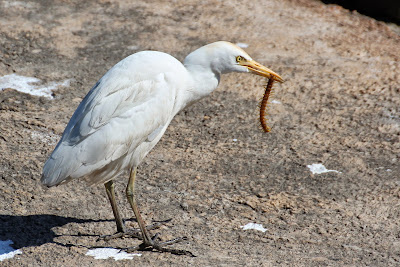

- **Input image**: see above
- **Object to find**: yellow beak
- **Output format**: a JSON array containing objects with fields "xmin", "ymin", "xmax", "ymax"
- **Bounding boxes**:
[{"xmin": 242, "ymin": 60, "xmax": 284, "ymax": 83}]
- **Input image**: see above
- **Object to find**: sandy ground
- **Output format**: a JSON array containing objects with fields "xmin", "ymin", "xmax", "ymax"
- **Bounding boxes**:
[{"xmin": 0, "ymin": 0, "xmax": 399, "ymax": 266}]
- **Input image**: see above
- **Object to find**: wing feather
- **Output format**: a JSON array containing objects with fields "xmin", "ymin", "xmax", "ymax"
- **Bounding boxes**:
[{"xmin": 42, "ymin": 60, "xmax": 176, "ymax": 186}]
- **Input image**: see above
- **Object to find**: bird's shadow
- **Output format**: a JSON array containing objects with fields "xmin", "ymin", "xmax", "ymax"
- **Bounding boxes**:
[{"xmin": 0, "ymin": 214, "xmax": 114, "ymax": 250}]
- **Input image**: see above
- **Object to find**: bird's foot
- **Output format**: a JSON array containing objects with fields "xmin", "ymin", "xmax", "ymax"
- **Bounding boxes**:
[
  {"xmin": 98, "ymin": 219, "xmax": 172, "ymax": 241},
  {"xmin": 124, "ymin": 234, "xmax": 195, "ymax": 257}
]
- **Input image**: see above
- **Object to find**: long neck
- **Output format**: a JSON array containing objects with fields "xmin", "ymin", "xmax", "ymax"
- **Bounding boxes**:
[{"xmin": 182, "ymin": 63, "xmax": 220, "ymax": 106}]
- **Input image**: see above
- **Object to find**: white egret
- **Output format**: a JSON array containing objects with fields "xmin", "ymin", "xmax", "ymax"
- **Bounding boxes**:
[{"xmin": 42, "ymin": 41, "xmax": 283, "ymax": 255}]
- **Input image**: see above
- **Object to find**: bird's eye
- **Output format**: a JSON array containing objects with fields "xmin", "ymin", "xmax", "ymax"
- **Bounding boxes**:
[{"xmin": 236, "ymin": 56, "xmax": 244, "ymax": 63}]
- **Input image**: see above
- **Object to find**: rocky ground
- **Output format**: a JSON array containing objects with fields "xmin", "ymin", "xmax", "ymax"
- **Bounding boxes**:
[{"xmin": 0, "ymin": 0, "xmax": 399, "ymax": 266}]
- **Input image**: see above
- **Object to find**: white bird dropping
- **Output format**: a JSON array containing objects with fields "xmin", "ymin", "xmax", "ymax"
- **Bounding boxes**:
[
  {"xmin": 0, "ymin": 240, "xmax": 22, "ymax": 262},
  {"xmin": 240, "ymin": 223, "xmax": 267, "ymax": 232},
  {"xmin": 236, "ymin": 42, "xmax": 249, "ymax": 48},
  {"xmin": 307, "ymin": 163, "xmax": 341, "ymax": 174},
  {"xmin": 0, "ymin": 74, "xmax": 71, "ymax": 98},
  {"xmin": 86, "ymin": 248, "xmax": 141, "ymax": 261}
]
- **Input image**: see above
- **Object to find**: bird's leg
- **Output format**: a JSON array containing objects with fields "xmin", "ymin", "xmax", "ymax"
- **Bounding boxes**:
[
  {"xmin": 105, "ymin": 180, "xmax": 125, "ymax": 233},
  {"xmin": 125, "ymin": 167, "xmax": 194, "ymax": 256},
  {"xmin": 125, "ymin": 167, "xmax": 153, "ymax": 243},
  {"xmin": 99, "ymin": 179, "xmax": 166, "ymax": 241},
  {"xmin": 98, "ymin": 180, "xmax": 131, "ymax": 240}
]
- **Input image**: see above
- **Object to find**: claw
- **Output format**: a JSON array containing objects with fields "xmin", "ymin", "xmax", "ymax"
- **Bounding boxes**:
[
  {"xmin": 97, "ymin": 219, "xmax": 172, "ymax": 242},
  {"xmin": 151, "ymin": 233, "xmax": 160, "ymax": 241},
  {"xmin": 98, "ymin": 232, "xmax": 126, "ymax": 241},
  {"xmin": 124, "ymin": 236, "xmax": 195, "ymax": 257}
]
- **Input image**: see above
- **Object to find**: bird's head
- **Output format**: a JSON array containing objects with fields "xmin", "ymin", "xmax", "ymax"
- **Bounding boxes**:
[{"xmin": 184, "ymin": 41, "xmax": 284, "ymax": 83}]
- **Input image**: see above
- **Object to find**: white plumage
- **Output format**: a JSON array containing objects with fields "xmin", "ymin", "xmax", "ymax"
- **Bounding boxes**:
[
  {"xmin": 43, "ymin": 51, "xmax": 185, "ymax": 186},
  {"xmin": 41, "ymin": 41, "xmax": 283, "ymax": 254}
]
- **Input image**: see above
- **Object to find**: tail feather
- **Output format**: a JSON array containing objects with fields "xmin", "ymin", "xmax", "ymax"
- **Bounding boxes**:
[
  {"xmin": 41, "ymin": 140, "xmax": 124, "ymax": 187},
  {"xmin": 41, "ymin": 143, "xmax": 81, "ymax": 187}
]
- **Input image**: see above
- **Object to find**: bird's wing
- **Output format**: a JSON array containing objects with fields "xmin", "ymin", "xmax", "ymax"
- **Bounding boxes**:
[{"xmin": 42, "ymin": 64, "xmax": 176, "ymax": 186}]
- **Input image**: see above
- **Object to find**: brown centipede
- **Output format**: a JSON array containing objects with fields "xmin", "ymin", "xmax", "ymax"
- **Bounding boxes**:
[{"xmin": 260, "ymin": 77, "xmax": 275, "ymax": 132}]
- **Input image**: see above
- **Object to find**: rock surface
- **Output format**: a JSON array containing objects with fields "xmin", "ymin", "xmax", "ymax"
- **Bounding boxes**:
[{"xmin": 0, "ymin": 0, "xmax": 399, "ymax": 266}]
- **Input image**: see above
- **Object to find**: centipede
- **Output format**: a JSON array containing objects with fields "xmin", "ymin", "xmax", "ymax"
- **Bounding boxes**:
[{"xmin": 259, "ymin": 77, "xmax": 275, "ymax": 132}]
